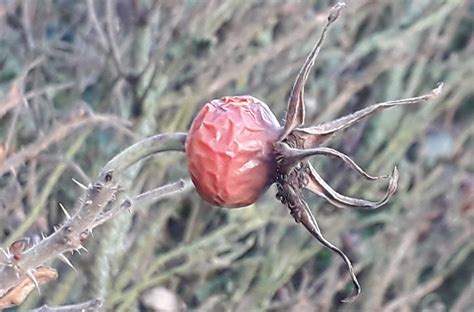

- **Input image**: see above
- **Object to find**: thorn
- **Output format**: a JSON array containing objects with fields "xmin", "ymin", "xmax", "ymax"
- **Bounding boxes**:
[
  {"xmin": 0, "ymin": 261, "xmax": 10, "ymax": 268},
  {"xmin": 431, "ymin": 82, "xmax": 444, "ymax": 98},
  {"xmin": 58, "ymin": 254, "xmax": 77, "ymax": 271},
  {"xmin": 59, "ymin": 202, "xmax": 72, "ymax": 220},
  {"xmin": 53, "ymin": 225, "xmax": 59, "ymax": 232},
  {"xmin": 84, "ymin": 228, "xmax": 94, "ymax": 238},
  {"xmin": 77, "ymin": 245, "xmax": 89, "ymax": 253},
  {"xmin": 0, "ymin": 247, "xmax": 10, "ymax": 258},
  {"xmin": 72, "ymin": 177, "xmax": 88, "ymax": 190},
  {"xmin": 41, "ymin": 233, "xmax": 46, "ymax": 240},
  {"xmin": 26, "ymin": 269, "xmax": 41, "ymax": 294}
]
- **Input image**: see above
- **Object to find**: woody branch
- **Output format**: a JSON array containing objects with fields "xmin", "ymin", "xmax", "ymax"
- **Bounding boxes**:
[{"xmin": 0, "ymin": 133, "xmax": 188, "ymax": 299}]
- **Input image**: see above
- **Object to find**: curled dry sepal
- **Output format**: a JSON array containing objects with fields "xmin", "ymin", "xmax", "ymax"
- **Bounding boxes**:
[{"xmin": 275, "ymin": 3, "xmax": 443, "ymax": 302}]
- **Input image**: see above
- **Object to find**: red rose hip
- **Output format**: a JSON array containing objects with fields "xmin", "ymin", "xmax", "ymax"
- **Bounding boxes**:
[{"xmin": 186, "ymin": 95, "xmax": 281, "ymax": 208}]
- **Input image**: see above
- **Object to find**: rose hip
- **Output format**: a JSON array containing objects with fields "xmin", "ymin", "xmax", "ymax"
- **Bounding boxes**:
[
  {"xmin": 185, "ymin": 2, "xmax": 442, "ymax": 302},
  {"xmin": 186, "ymin": 95, "xmax": 281, "ymax": 208}
]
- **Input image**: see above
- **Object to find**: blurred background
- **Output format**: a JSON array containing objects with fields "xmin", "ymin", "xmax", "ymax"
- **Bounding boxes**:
[{"xmin": 0, "ymin": 0, "xmax": 473, "ymax": 311}]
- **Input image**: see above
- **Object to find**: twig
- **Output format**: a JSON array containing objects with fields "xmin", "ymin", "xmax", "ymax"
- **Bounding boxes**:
[
  {"xmin": 21, "ymin": 1, "xmax": 35, "ymax": 50},
  {"xmin": 105, "ymin": 0, "xmax": 128, "ymax": 78},
  {"xmin": 1, "ymin": 80, "xmax": 71, "ymax": 120},
  {"xmin": 91, "ymin": 179, "xmax": 193, "ymax": 229},
  {"xmin": 99, "ymin": 132, "xmax": 187, "ymax": 180},
  {"xmin": 31, "ymin": 298, "xmax": 102, "ymax": 312},
  {"xmin": 85, "ymin": 0, "xmax": 108, "ymax": 51},
  {"xmin": 5, "ymin": 104, "xmax": 22, "ymax": 151},
  {"xmin": 382, "ymin": 239, "xmax": 474, "ymax": 311},
  {"xmin": 0, "ymin": 110, "xmax": 132, "ymax": 175}
]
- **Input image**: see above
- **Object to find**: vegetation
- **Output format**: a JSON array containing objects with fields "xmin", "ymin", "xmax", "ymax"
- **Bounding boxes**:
[{"xmin": 0, "ymin": 0, "xmax": 472, "ymax": 311}]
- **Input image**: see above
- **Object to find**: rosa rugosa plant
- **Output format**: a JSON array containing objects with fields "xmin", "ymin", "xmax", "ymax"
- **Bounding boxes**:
[
  {"xmin": 0, "ymin": 2, "xmax": 445, "ymax": 307},
  {"xmin": 185, "ymin": 2, "xmax": 443, "ymax": 302}
]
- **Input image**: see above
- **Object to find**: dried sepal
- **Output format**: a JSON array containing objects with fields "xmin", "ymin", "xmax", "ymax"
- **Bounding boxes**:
[
  {"xmin": 296, "ymin": 199, "xmax": 360, "ymax": 302},
  {"xmin": 279, "ymin": 2, "xmax": 346, "ymax": 141},
  {"xmin": 275, "ymin": 142, "xmax": 391, "ymax": 181},
  {"xmin": 292, "ymin": 83, "xmax": 444, "ymax": 149},
  {"xmin": 304, "ymin": 163, "xmax": 399, "ymax": 209},
  {"xmin": 276, "ymin": 169, "xmax": 359, "ymax": 302}
]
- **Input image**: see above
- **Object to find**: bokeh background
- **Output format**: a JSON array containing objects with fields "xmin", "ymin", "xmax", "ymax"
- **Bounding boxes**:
[{"xmin": 1, "ymin": 0, "xmax": 473, "ymax": 311}]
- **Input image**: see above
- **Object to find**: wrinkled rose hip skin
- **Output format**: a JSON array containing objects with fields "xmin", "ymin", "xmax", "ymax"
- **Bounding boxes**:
[
  {"xmin": 186, "ymin": 96, "xmax": 281, "ymax": 207},
  {"xmin": 185, "ymin": 2, "xmax": 442, "ymax": 303}
]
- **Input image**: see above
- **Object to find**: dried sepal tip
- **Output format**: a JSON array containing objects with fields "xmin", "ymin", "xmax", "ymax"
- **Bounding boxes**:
[
  {"xmin": 296, "ymin": 198, "xmax": 360, "ymax": 302},
  {"xmin": 292, "ymin": 82, "xmax": 444, "ymax": 149},
  {"xmin": 328, "ymin": 2, "xmax": 346, "ymax": 24},
  {"xmin": 279, "ymin": 1, "xmax": 346, "ymax": 141},
  {"xmin": 304, "ymin": 163, "xmax": 399, "ymax": 210}
]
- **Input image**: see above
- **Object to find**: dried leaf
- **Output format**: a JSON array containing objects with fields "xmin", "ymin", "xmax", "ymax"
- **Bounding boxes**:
[{"xmin": 0, "ymin": 266, "xmax": 58, "ymax": 309}]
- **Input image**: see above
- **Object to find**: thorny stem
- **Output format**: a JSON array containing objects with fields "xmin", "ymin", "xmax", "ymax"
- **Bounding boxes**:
[
  {"xmin": 279, "ymin": 2, "xmax": 346, "ymax": 140},
  {"xmin": 0, "ymin": 133, "xmax": 188, "ymax": 303},
  {"xmin": 91, "ymin": 179, "xmax": 192, "ymax": 229}
]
